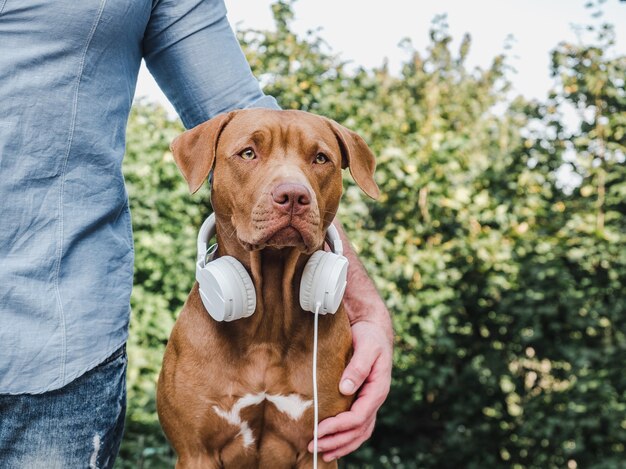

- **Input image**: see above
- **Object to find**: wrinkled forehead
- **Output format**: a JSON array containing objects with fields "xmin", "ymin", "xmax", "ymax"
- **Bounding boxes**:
[{"xmin": 218, "ymin": 109, "xmax": 340, "ymax": 153}]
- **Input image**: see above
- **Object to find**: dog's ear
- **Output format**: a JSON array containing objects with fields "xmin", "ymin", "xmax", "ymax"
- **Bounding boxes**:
[
  {"xmin": 170, "ymin": 111, "xmax": 236, "ymax": 193},
  {"xmin": 326, "ymin": 119, "xmax": 380, "ymax": 200}
]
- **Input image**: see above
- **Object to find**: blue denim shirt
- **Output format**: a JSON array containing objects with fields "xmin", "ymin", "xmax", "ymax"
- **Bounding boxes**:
[{"xmin": 0, "ymin": 0, "xmax": 279, "ymax": 394}]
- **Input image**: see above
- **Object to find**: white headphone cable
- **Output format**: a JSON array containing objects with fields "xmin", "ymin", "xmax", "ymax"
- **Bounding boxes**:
[{"xmin": 313, "ymin": 301, "xmax": 321, "ymax": 469}]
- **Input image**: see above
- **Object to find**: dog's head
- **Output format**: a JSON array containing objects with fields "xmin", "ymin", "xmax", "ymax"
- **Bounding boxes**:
[{"xmin": 171, "ymin": 109, "xmax": 379, "ymax": 253}]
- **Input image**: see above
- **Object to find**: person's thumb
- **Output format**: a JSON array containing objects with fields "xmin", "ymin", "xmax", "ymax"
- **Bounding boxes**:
[{"xmin": 339, "ymin": 344, "xmax": 377, "ymax": 395}]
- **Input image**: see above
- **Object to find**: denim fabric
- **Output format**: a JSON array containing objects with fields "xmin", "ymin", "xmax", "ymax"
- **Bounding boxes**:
[
  {"xmin": 0, "ymin": 345, "xmax": 127, "ymax": 469},
  {"xmin": 0, "ymin": 0, "xmax": 279, "ymax": 394}
]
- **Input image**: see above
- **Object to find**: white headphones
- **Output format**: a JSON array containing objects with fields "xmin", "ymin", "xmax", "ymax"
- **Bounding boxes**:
[{"xmin": 195, "ymin": 213, "xmax": 349, "ymax": 322}]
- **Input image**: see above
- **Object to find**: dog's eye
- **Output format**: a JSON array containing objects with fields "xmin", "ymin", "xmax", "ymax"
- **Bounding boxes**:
[
  {"xmin": 314, "ymin": 153, "xmax": 329, "ymax": 164},
  {"xmin": 239, "ymin": 148, "xmax": 256, "ymax": 160}
]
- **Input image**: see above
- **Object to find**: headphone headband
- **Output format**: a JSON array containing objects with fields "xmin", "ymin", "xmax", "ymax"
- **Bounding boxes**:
[
  {"xmin": 196, "ymin": 213, "xmax": 217, "ymax": 264},
  {"xmin": 197, "ymin": 213, "xmax": 343, "ymax": 266}
]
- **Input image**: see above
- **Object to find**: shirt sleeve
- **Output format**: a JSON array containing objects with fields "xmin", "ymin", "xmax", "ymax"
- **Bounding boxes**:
[{"xmin": 143, "ymin": 0, "xmax": 280, "ymax": 129}]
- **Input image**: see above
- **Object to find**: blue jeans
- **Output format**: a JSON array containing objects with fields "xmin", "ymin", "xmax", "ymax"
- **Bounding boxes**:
[{"xmin": 0, "ymin": 345, "xmax": 127, "ymax": 469}]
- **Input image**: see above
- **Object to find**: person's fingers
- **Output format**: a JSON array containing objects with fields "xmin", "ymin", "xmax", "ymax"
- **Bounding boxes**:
[
  {"xmin": 308, "ymin": 426, "xmax": 361, "ymax": 453},
  {"xmin": 311, "ymin": 416, "xmax": 375, "ymax": 453},
  {"xmin": 316, "ymin": 409, "xmax": 365, "ymax": 438},
  {"xmin": 321, "ymin": 419, "xmax": 376, "ymax": 462},
  {"xmin": 316, "ymin": 376, "xmax": 386, "ymax": 438}
]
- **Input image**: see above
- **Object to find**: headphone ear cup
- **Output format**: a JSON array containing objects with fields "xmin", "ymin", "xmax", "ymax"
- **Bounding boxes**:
[
  {"xmin": 221, "ymin": 256, "xmax": 256, "ymax": 319},
  {"xmin": 196, "ymin": 256, "xmax": 256, "ymax": 321},
  {"xmin": 299, "ymin": 251, "xmax": 325, "ymax": 313},
  {"xmin": 300, "ymin": 251, "xmax": 348, "ymax": 314}
]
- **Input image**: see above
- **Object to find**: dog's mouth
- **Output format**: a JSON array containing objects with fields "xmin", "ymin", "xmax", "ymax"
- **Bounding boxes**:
[
  {"xmin": 238, "ymin": 220, "xmax": 321, "ymax": 253},
  {"xmin": 265, "ymin": 226, "xmax": 304, "ymax": 247}
]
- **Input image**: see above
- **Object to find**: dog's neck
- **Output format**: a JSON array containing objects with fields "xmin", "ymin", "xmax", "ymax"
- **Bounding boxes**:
[{"xmin": 214, "ymin": 216, "xmax": 315, "ymax": 343}]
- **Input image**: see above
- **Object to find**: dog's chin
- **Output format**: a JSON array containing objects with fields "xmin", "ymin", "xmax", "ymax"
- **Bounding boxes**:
[
  {"xmin": 264, "ymin": 226, "xmax": 307, "ymax": 249},
  {"xmin": 239, "ymin": 225, "xmax": 320, "ymax": 253}
]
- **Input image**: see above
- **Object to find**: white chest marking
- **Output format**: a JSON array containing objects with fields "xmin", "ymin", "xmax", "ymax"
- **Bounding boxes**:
[
  {"xmin": 212, "ymin": 392, "xmax": 313, "ymax": 448},
  {"xmin": 265, "ymin": 393, "xmax": 312, "ymax": 420}
]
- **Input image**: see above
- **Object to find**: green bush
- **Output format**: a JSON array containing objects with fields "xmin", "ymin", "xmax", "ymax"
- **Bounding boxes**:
[{"xmin": 117, "ymin": 2, "xmax": 625, "ymax": 467}]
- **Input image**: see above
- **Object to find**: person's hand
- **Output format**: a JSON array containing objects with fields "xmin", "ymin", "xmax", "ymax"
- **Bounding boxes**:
[{"xmin": 308, "ymin": 316, "xmax": 393, "ymax": 462}]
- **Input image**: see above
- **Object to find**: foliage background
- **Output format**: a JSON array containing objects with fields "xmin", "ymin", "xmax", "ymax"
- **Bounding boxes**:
[{"xmin": 117, "ymin": 2, "xmax": 625, "ymax": 467}]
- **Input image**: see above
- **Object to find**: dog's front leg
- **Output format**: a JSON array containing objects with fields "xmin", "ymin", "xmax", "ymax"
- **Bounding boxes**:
[
  {"xmin": 295, "ymin": 452, "xmax": 339, "ymax": 469},
  {"xmin": 176, "ymin": 453, "xmax": 221, "ymax": 469}
]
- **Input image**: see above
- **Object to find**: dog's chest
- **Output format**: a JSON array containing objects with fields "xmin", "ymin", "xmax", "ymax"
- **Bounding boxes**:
[
  {"xmin": 209, "ymin": 346, "xmax": 316, "ymax": 449},
  {"xmin": 212, "ymin": 391, "xmax": 313, "ymax": 447}
]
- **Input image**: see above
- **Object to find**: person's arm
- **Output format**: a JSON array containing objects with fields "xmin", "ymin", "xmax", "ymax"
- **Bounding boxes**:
[
  {"xmin": 309, "ymin": 221, "xmax": 393, "ymax": 462},
  {"xmin": 142, "ymin": 0, "xmax": 279, "ymax": 129}
]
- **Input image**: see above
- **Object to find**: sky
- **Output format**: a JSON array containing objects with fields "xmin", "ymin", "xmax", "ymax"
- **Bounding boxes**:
[{"xmin": 136, "ymin": 0, "xmax": 626, "ymax": 114}]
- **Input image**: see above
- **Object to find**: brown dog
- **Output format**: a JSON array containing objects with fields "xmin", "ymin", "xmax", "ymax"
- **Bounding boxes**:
[{"xmin": 157, "ymin": 109, "xmax": 379, "ymax": 468}]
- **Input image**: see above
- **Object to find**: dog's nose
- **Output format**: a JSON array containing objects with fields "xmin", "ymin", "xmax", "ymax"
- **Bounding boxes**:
[{"xmin": 272, "ymin": 183, "xmax": 311, "ymax": 214}]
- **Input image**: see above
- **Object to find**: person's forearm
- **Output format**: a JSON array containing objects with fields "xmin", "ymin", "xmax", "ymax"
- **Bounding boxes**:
[{"xmin": 333, "ymin": 220, "xmax": 393, "ymax": 344}]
